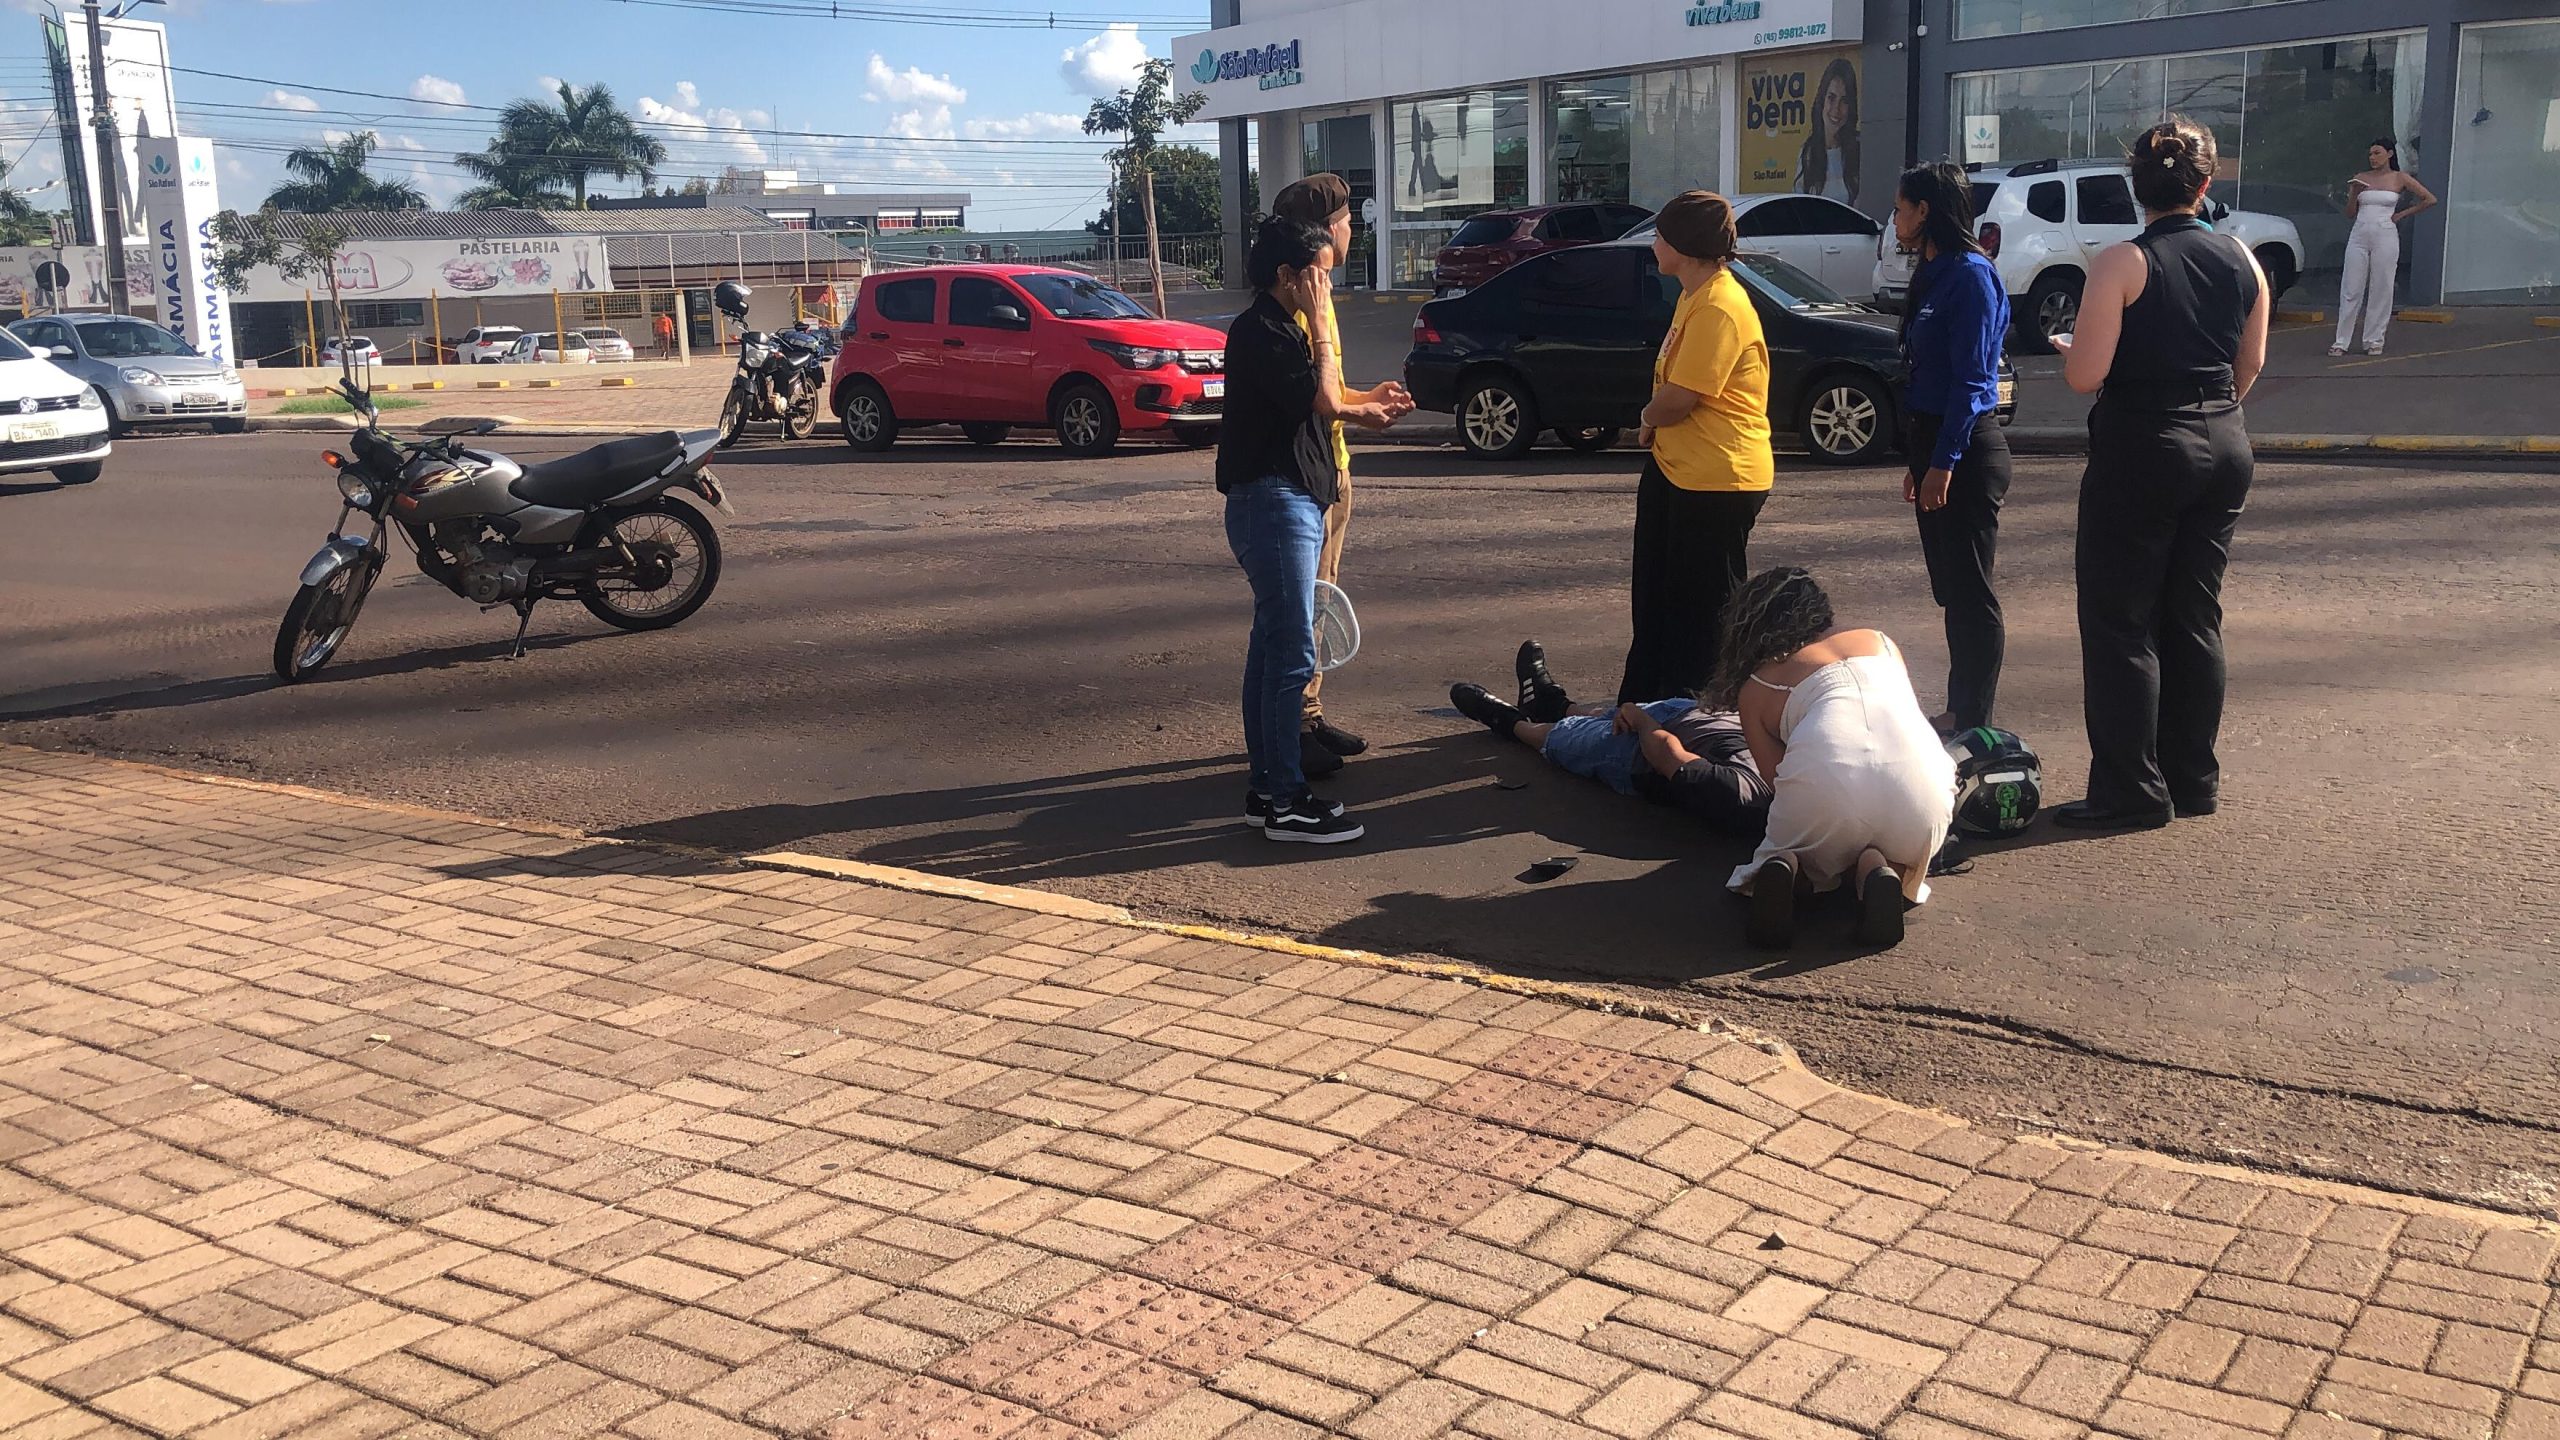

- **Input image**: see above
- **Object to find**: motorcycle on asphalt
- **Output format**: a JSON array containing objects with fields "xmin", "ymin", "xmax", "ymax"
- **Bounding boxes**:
[
  {"xmin": 272, "ymin": 377, "xmax": 731, "ymax": 682},
  {"xmin": 714, "ymin": 279, "xmax": 825, "ymax": 447}
]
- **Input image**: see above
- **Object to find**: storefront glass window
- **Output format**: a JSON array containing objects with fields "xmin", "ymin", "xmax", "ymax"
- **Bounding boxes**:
[
  {"xmin": 1956, "ymin": 0, "xmax": 2305, "ymax": 43},
  {"xmin": 1385, "ymin": 87, "xmax": 1528, "ymax": 287},
  {"xmin": 1954, "ymin": 33, "xmax": 2423, "ymax": 296},
  {"xmin": 1302, "ymin": 114, "xmax": 1380, "ymax": 287},
  {"xmin": 2445, "ymin": 20, "xmax": 2560, "ymax": 300},
  {"xmin": 1549, "ymin": 66, "xmax": 1723, "ymax": 213}
]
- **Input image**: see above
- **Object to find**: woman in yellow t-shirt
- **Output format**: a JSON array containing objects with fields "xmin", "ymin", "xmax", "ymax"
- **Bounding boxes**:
[{"xmin": 1620, "ymin": 189, "xmax": 1775, "ymax": 705}]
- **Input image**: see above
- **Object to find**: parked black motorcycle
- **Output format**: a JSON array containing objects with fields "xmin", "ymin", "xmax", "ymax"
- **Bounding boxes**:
[
  {"xmin": 275, "ymin": 378, "xmax": 730, "ymax": 682},
  {"xmin": 714, "ymin": 280, "xmax": 825, "ymax": 447}
]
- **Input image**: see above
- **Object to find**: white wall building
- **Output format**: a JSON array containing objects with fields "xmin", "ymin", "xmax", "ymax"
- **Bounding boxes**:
[{"xmin": 1180, "ymin": 0, "xmax": 1868, "ymax": 288}]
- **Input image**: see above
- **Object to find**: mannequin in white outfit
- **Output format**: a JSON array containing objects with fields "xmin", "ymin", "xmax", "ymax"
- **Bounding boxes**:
[{"xmin": 2332, "ymin": 139, "xmax": 2436, "ymax": 357}]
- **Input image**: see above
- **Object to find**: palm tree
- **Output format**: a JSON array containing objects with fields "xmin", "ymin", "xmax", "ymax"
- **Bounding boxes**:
[
  {"xmin": 265, "ymin": 132, "xmax": 426, "ymax": 213},
  {"xmin": 453, "ymin": 148, "xmax": 573, "ymax": 210},
  {"xmin": 490, "ymin": 82, "xmax": 666, "ymax": 208},
  {"xmin": 1085, "ymin": 58, "xmax": 1206, "ymax": 317}
]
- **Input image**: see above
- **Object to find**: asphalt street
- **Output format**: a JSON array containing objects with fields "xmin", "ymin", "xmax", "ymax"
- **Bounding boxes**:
[{"xmin": 6, "ymin": 429, "xmax": 2556, "ymax": 1214}]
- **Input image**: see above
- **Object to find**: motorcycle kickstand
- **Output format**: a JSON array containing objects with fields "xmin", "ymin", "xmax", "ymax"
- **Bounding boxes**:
[{"xmin": 505, "ymin": 600, "xmax": 536, "ymax": 660}]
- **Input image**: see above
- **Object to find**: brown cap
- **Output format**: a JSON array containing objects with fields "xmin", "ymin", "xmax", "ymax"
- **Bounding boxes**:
[
  {"xmin": 1273, "ymin": 173, "xmax": 1352, "ymax": 225},
  {"xmin": 1652, "ymin": 190, "xmax": 1738, "ymax": 263}
]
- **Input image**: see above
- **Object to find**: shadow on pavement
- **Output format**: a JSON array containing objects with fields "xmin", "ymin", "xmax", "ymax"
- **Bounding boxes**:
[{"xmin": 0, "ymin": 633, "xmax": 596, "ymax": 721}]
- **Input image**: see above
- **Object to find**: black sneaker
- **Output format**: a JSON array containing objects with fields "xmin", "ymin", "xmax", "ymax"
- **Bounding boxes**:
[
  {"xmin": 1450, "ymin": 683, "xmax": 1525, "ymax": 736},
  {"xmin": 1297, "ymin": 730, "xmax": 1345, "ymax": 779},
  {"xmin": 1264, "ymin": 791, "xmax": 1364, "ymax": 844},
  {"xmin": 1244, "ymin": 789, "xmax": 1342, "ymax": 825},
  {"xmin": 1744, "ymin": 856, "xmax": 1797, "ymax": 950},
  {"xmin": 1516, "ymin": 640, "xmax": 1572, "ymax": 723},
  {"xmin": 1307, "ymin": 718, "xmax": 1368, "ymax": 757}
]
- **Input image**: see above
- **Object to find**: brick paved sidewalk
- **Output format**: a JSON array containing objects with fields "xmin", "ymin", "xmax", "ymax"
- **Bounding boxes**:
[{"xmin": 2, "ymin": 746, "xmax": 2555, "ymax": 1440}]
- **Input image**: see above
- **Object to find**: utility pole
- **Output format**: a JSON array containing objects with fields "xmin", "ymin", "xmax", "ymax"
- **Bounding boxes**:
[{"xmin": 81, "ymin": 0, "xmax": 130, "ymax": 316}]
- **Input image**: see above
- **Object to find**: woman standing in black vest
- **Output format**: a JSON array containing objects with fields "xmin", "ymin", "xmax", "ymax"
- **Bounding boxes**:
[{"xmin": 2049, "ymin": 116, "xmax": 2271, "ymax": 829}]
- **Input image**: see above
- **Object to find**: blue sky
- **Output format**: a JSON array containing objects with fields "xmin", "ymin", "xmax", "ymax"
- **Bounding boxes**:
[{"xmin": 0, "ymin": 0, "xmax": 1221, "ymax": 230}]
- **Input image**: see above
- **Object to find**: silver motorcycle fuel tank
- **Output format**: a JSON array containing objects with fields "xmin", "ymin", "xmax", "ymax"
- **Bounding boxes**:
[{"xmin": 396, "ymin": 449, "xmax": 525, "ymax": 525}]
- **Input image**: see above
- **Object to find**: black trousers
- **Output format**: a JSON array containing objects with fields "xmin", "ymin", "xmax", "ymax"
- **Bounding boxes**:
[
  {"xmin": 1908, "ymin": 411, "xmax": 2012, "ymax": 731},
  {"xmin": 1618, "ymin": 461, "xmax": 1766, "ymax": 704},
  {"xmin": 2075, "ymin": 399, "xmax": 2253, "ymax": 812}
]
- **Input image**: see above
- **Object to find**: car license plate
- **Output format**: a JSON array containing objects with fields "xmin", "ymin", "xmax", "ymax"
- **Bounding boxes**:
[
  {"xmin": 1444, "ymin": 287, "xmax": 1467, "ymax": 298},
  {"xmin": 1998, "ymin": 379, "xmax": 2015, "ymax": 406},
  {"xmin": 184, "ymin": 391, "xmax": 220, "ymax": 407},
  {"xmin": 1201, "ymin": 380, "xmax": 1225, "ymax": 399},
  {"xmin": 12, "ymin": 420, "xmax": 60, "ymax": 443}
]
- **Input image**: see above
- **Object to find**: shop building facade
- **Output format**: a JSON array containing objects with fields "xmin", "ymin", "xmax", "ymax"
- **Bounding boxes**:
[
  {"xmin": 1898, "ymin": 0, "xmax": 2560, "ymax": 304},
  {"xmin": 1189, "ymin": 0, "xmax": 2558, "ymax": 305},
  {"xmin": 1181, "ymin": 0, "xmax": 1875, "ymax": 290}
]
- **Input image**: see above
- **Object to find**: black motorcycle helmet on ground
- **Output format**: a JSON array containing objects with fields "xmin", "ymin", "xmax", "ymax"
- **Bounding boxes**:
[
  {"xmin": 1945, "ymin": 726, "xmax": 2043, "ymax": 836},
  {"xmin": 713, "ymin": 280, "xmax": 752, "ymax": 320}
]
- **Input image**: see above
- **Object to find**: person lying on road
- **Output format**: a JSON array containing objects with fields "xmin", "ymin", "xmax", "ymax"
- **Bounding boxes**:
[{"xmin": 1451, "ymin": 641, "xmax": 1771, "ymax": 841}]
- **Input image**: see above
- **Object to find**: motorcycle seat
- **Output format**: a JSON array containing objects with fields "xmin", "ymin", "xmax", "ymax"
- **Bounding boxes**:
[{"xmin": 511, "ymin": 432, "xmax": 685, "ymax": 509}]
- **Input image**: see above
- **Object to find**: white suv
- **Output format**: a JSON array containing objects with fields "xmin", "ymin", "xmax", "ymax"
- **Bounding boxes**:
[
  {"xmin": 1875, "ymin": 160, "xmax": 2303, "ymax": 350},
  {"xmin": 455, "ymin": 326, "xmax": 525, "ymax": 364}
]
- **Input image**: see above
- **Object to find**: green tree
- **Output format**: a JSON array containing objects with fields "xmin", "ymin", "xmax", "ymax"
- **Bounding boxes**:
[
  {"xmin": 264, "ymin": 132, "xmax": 426, "ymax": 214},
  {"xmin": 1089, "ymin": 145, "xmax": 1252, "ymax": 239},
  {"xmin": 1084, "ymin": 57, "xmax": 1207, "ymax": 316},
  {"xmin": 0, "ymin": 188, "xmax": 56, "ymax": 246},
  {"xmin": 208, "ymin": 210, "xmax": 360, "ymax": 381},
  {"xmin": 481, "ymin": 82, "xmax": 667, "ymax": 208},
  {"xmin": 455, "ymin": 147, "xmax": 574, "ymax": 210}
]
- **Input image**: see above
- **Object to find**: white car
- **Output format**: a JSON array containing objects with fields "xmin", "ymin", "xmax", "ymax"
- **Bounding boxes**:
[
  {"xmin": 320, "ymin": 336, "xmax": 382, "ymax": 367},
  {"xmin": 577, "ymin": 326, "xmax": 634, "ymax": 362},
  {"xmin": 499, "ymin": 331, "xmax": 594, "ymax": 364},
  {"xmin": 1873, "ymin": 160, "xmax": 2305, "ymax": 347},
  {"xmin": 456, "ymin": 325, "xmax": 524, "ymax": 364},
  {"xmin": 1622, "ymin": 194, "xmax": 1885, "ymax": 302},
  {"xmin": 0, "ymin": 324, "xmax": 112, "ymax": 485}
]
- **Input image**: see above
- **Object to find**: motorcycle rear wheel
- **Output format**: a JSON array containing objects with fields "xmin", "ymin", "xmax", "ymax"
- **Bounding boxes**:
[
  {"xmin": 577, "ymin": 497, "xmax": 722, "ymax": 631},
  {"xmin": 272, "ymin": 559, "xmax": 377, "ymax": 683},
  {"xmin": 717, "ymin": 388, "xmax": 747, "ymax": 449},
  {"xmin": 781, "ymin": 377, "xmax": 818, "ymax": 441}
]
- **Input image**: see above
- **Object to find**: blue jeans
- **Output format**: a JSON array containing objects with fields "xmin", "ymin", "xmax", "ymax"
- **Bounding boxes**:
[
  {"xmin": 1541, "ymin": 700, "xmax": 1698, "ymax": 794},
  {"xmin": 1225, "ymin": 476, "xmax": 1326, "ymax": 798}
]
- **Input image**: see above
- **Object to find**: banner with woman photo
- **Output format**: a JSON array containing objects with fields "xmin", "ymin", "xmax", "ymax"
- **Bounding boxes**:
[{"xmin": 1738, "ymin": 47, "xmax": 1863, "ymax": 209}]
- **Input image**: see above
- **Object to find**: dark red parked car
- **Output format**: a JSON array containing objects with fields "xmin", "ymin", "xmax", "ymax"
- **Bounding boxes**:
[{"xmin": 1430, "ymin": 202, "xmax": 1654, "ymax": 295}]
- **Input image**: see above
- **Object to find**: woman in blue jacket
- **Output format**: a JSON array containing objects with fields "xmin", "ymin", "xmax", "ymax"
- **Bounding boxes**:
[{"xmin": 1892, "ymin": 162, "xmax": 2011, "ymax": 736}]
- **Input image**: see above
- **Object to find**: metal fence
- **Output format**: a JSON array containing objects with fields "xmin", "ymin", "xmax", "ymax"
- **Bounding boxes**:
[{"xmin": 870, "ymin": 230, "xmax": 1229, "ymax": 290}]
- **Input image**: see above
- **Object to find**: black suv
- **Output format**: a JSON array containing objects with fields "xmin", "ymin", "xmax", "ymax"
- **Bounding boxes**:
[{"xmin": 1404, "ymin": 240, "xmax": 2015, "ymax": 464}]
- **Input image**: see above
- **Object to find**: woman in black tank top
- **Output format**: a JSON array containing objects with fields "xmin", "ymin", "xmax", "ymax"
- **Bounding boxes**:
[{"xmin": 2046, "ymin": 117, "xmax": 2272, "ymax": 829}]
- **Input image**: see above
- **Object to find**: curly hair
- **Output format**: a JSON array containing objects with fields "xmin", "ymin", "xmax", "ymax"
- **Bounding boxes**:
[{"xmin": 1704, "ymin": 567, "xmax": 1837, "ymax": 709}]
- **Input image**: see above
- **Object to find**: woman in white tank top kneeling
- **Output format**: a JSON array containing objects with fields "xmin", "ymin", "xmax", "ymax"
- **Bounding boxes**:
[{"xmin": 1713, "ymin": 567, "xmax": 1955, "ymax": 951}]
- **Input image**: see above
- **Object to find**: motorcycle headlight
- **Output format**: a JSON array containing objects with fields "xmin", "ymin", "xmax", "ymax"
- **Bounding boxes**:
[
  {"xmin": 1089, "ymin": 340, "xmax": 1177, "ymax": 371},
  {"xmin": 75, "ymin": 388, "xmax": 101, "ymax": 409},
  {"xmin": 336, "ymin": 471, "xmax": 374, "ymax": 508},
  {"xmin": 120, "ymin": 365, "xmax": 165, "ymax": 386}
]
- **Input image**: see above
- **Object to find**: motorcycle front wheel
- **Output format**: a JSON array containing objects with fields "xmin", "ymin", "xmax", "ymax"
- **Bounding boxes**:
[
  {"xmin": 717, "ymin": 386, "xmax": 748, "ymax": 449},
  {"xmin": 272, "ymin": 559, "xmax": 378, "ymax": 682},
  {"xmin": 577, "ymin": 497, "xmax": 722, "ymax": 631},
  {"xmin": 781, "ymin": 376, "xmax": 818, "ymax": 441}
]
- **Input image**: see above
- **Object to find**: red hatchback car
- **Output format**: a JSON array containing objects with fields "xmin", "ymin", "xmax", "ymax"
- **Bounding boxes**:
[
  {"xmin": 1430, "ymin": 202, "xmax": 1655, "ymax": 295},
  {"xmin": 830, "ymin": 265, "xmax": 1227, "ymax": 457}
]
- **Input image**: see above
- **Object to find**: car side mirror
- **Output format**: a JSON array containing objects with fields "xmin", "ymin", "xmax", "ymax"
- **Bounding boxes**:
[
  {"xmin": 990, "ymin": 304, "xmax": 1028, "ymax": 330},
  {"xmin": 48, "ymin": 346, "xmax": 73, "ymax": 359}
]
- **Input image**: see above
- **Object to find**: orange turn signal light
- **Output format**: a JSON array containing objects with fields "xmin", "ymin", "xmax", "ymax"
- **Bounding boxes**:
[{"xmin": 321, "ymin": 450, "xmax": 345, "ymax": 469}]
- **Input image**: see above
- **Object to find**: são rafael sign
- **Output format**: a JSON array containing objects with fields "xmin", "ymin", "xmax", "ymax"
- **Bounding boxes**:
[{"xmin": 1192, "ymin": 38, "xmax": 1302, "ymax": 90}]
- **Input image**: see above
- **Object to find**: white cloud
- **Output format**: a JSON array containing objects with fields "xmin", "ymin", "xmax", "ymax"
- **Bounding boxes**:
[
  {"xmin": 267, "ymin": 89, "xmax": 322, "ymax": 112},
  {"xmin": 637, "ymin": 83, "xmax": 769, "ymax": 169},
  {"xmin": 385, "ymin": 134, "xmax": 427, "ymax": 152},
  {"xmin": 1061, "ymin": 24, "xmax": 1148, "ymax": 97},
  {"xmin": 889, "ymin": 107, "xmax": 955, "ymax": 141},
  {"xmin": 409, "ymin": 75, "xmax": 466, "ymax": 106},
  {"xmin": 963, "ymin": 111, "xmax": 1086, "ymax": 141},
  {"xmin": 863, "ymin": 55, "xmax": 966, "ymax": 107}
]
